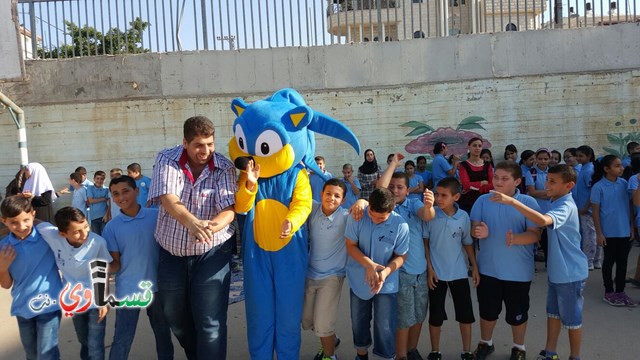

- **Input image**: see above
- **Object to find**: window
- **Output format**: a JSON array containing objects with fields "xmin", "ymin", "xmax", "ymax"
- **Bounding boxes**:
[
  {"xmin": 505, "ymin": 23, "xmax": 518, "ymax": 31},
  {"xmin": 413, "ymin": 30, "xmax": 425, "ymax": 38}
]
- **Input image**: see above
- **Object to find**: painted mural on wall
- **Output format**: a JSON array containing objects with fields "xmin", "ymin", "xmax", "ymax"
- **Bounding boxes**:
[
  {"xmin": 603, "ymin": 118, "xmax": 640, "ymax": 157},
  {"xmin": 402, "ymin": 116, "xmax": 492, "ymax": 156}
]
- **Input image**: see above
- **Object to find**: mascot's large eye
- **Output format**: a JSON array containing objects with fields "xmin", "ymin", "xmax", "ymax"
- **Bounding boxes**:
[
  {"xmin": 235, "ymin": 125, "xmax": 247, "ymax": 151},
  {"xmin": 254, "ymin": 130, "xmax": 283, "ymax": 157}
]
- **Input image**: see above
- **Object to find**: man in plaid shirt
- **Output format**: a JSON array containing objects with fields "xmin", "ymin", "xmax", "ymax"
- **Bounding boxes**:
[{"xmin": 149, "ymin": 116, "xmax": 237, "ymax": 359}]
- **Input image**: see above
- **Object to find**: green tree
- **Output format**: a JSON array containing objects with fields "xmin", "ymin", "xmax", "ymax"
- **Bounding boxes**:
[{"xmin": 38, "ymin": 17, "xmax": 149, "ymax": 58}]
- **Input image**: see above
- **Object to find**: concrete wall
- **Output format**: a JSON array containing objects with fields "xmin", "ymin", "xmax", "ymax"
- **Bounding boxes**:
[{"xmin": 0, "ymin": 23, "xmax": 639, "ymax": 190}]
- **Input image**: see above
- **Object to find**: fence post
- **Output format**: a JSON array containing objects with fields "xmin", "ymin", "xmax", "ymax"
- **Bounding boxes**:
[{"xmin": 28, "ymin": 0, "xmax": 37, "ymax": 58}]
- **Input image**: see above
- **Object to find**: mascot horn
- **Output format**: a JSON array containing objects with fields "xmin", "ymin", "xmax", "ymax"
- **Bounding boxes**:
[{"xmin": 231, "ymin": 88, "xmax": 360, "ymax": 359}]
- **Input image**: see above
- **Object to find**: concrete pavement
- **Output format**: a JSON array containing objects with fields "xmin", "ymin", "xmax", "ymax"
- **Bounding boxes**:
[{"xmin": 1, "ymin": 247, "xmax": 639, "ymax": 359}]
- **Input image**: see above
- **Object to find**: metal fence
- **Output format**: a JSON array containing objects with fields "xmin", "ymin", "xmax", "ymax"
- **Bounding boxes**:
[{"xmin": 16, "ymin": 0, "xmax": 640, "ymax": 59}]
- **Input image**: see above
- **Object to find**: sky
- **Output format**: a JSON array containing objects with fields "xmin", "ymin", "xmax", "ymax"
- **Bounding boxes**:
[{"xmin": 17, "ymin": 0, "xmax": 638, "ymax": 55}]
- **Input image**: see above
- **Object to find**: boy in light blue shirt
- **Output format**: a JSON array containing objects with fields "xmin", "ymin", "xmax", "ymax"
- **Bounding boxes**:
[
  {"xmin": 432, "ymin": 142, "xmax": 460, "ymax": 189},
  {"xmin": 103, "ymin": 175, "xmax": 173, "ymax": 360},
  {"xmin": 87, "ymin": 171, "xmax": 110, "ymax": 235},
  {"xmin": 70, "ymin": 172, "xmax": 89, "ymax": 217},
  {"xmin": 303, "ymin": 179, "xmax": 351, "ymax": 360},
  {"xmin": 377, "ymin": 153, "xmax": 435, "ymax": 360},
  {"xmin": 470, "ymin": 161, "xmax": 541, "ymax": 360},
  {"xmin": 0, "ymin": 195, "xmax": 63, "ymax": 360},
  {"xmin": 346, "ymin": 188, "xmax": 410, "ymax": 360},
  {"xmin": 37, "ymin": 207, "xmax": 112, "ymax": 360},
  {"xmin": 126, "ymin": 163, "xmax": 152, "ymax": 207},
  {"xmin": 424, "ymin": 177, "xmax": 479, "ymax": 360},
  {"xmin": 341, "ymin": 164, "xmax": 361, "ymax": 209},
  {"xmin": 491, "ymin": 164, "xmax": 587, "ymax": 360},
  {"xmin": 310, "ymin": 156, "xmax": 334, "ymax": 202}
]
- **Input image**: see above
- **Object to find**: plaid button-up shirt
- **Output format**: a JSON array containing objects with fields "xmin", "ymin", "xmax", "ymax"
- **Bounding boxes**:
[{"xmin": 149, "ymin": 145, "xmax": 237, "ymax": 256}]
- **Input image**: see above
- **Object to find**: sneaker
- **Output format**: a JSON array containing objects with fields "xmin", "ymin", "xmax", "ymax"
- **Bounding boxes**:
[
  {"xmin": 617, "ymin": 292, "xmax": 637, "ymax": 307},
  {"xmin": 593, "ymin": 262, "xmax": 602, "ymax": 269},
  {"xmin": 535, "ymin": 349, "xmax": 559, "ymax": 360},
  {"xmin": 408, "ymin": 349, "xmax": 424, "ymax": 360},
  {"xmin": 426, "ymin": 352, "xmax": 442, "ymax": 360},
  {"xmin": 315, "ymin": 337, "xmax": 341, "ymax": 360},
  {"xmin": 603, "ymin": 292, "xmax": 625, "ymax": 306},
  {"xmin": 630, "ymin": 279, "xmax": 640, "ymax": 288},
  {"xmin": 461, "ymin": 352, "xmax": 474, "ymax": 360},
  {"xmin": 473, "ymin": 343, "xmax": 495, "ymax": 360},
  {"xmin": 587, "ymin": 263, "xmax": 594, "ymax": 271},
  {"xmin": 321, "ymin": 356, "xmax": 338, "ymax": 360},
  {"xmin": 509, "ymin": 347, "xmax": 526, "ymax": 360}
]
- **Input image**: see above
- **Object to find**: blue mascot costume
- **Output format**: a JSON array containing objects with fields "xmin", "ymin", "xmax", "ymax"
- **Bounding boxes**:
[{"xmin": 230, "ymin": 89, "xmax": 360, "ymax": 359}]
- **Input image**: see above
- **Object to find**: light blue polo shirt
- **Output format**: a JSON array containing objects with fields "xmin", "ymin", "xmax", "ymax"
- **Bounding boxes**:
[
  {"xmin": 87, "ymin": 185, "xmax": 110, "ymax": 220},
  {"xmin": 470, "ymin": 190, "xmax": 540, "ymax": 282},
  {"xmin": 525, "ymin": 166, "xmax": 550, "ymax": 213},
  {"xmin": 432, "ymin": 154, "xmax": 452, "ymax": 189},
  {"xmin": 71, "ymin": 186, "xmax": 88, "ymax": 217},
  {"xmin": 407, "ymin": 175, "xmax": 423, "ymax": 202},
  {"xmin": 307, "ymin": 202, "xmax": 349, "ymax": 280},
  {"xmin": 310, "ymin": 171, "xmax": 334, "ymax": 202},
  {"xmin": 36, "ymin": 223, "xmax": 112, "ymax": 294},
  {"xmin": 0, "ymin": 229, "xmax": 63, "ymax": 319},
  {"xmin": 345, "ymin": 209, "xmax": 410, "ymax": 300},
  {"xmin": 573, "ymin": 164, "xmax": 582, "ymax": 174},
  {"xmin": 342, "ymin": 178, "xmax": 362, "ymax": 209},
  {"xmin": 545, "ymin": 193, "xmax": 588, "ymax": 284},
  {"xmin": 394, "ymin": 198, "xmax": 427, "ymax": 275},
  {"xmin": 424, "ymin": 205, "xmax": 473, "ymax": 281},
  {"xmin": 103, "ymin": 207, "xmax": 160, "ymax": 298},
  {"xmin": 573, "ymin": 162, "xmax": 594, "ymax": 212},
  {"xmin": 135, "ymin": 175, "xmax": 152, "ymax": 207},
  {"xmin": 416, "ymin": 170, "xmax": 432, "ymax": 186},
  {"xmin": 628, "ymin": 175, "xmax": 640, "ymax": 227},
  {"xmin": 590, "ymin": 177, "xmax": 631, "ymax": 237}
]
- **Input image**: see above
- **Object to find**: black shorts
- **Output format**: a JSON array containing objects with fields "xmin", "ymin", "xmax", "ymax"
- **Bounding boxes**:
[
  {"xmin": 476, "ymin": 274, "xmax": 531, "ymax": 326},
  {"xmin": 428, "ymin": 278, "xmax": 475, "ymax": 327}
]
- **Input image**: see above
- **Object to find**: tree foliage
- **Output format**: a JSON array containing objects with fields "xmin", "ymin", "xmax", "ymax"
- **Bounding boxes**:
[{"xmin": 38, "ymin": 17, "xmax": 149, "ymax": 58}]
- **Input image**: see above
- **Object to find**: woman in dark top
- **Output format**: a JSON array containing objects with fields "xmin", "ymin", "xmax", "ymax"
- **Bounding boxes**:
[
  {"xmin": 6, "ymin": 163, "xmax": 58, "ymax": 222},
  {"xmin": 357, "ymin": 149, "xmax": 382, "ymax": 200}
]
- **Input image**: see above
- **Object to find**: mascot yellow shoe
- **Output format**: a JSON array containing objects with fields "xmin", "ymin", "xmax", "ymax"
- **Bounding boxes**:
[{"xmin": 230, "ymin": 88, "xmax": 360, "ymax": 359}]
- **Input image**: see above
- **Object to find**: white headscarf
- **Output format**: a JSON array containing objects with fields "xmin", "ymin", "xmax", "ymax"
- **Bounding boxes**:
[{"xmin": 23, "ymin": 163, "xmax": 58, "ymax": 201}]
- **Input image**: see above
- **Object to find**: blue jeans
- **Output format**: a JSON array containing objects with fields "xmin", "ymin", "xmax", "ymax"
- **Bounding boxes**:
[
  {"xmin": 17, "ymin": 310, "xmax": 61, "ymax": 360},
  {"xmin": 547, "ymin": 280, "xmax": 585, "ymax": 329},
  {"xmin": 90, "ymin": 218, "xmax": 105, "ymax": 236},
  {"xmin": 350, "ymin": 290, "xmax": 397, "ymax": 360},
  {"xmin": 108, "ymin": 295, "xmax": 174, "ymax": 360},
  {"xmin": 157, "ymin": 240, "xmax": 232, "ymax": 360},
  {"xmin": 72, "ymin": 308, "xmax": 106, "ymax": 360}
]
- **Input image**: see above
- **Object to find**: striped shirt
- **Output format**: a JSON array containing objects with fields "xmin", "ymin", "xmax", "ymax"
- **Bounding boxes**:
[{"xmin": 149, "ymin": 145, "xmax": 237, "ymax": 256}]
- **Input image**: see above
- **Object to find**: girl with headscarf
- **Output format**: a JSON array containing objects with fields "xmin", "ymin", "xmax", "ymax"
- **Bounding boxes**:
[{"xmin": 357, "ymin": 149, "xmax": 382, "ymax": 200}]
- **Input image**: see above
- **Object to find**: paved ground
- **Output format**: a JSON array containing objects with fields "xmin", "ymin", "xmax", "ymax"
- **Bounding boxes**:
[{"xmin": 1, "ymin": 247, "xmax": 639, "ymax": 360}]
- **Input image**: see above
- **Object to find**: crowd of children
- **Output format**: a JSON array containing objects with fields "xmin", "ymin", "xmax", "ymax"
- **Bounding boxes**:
[{"xmin": 2, "ymin": 138, "xmax": 640, "ymax": 360}]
